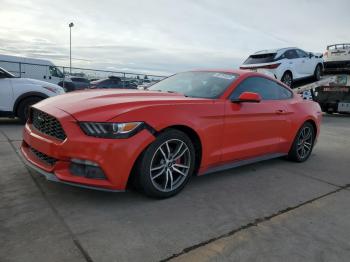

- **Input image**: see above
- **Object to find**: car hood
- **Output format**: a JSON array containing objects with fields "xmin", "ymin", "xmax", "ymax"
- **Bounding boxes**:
[{"xmin": 36, "ymin": 89, "xmax": 208, "ymax": 121}]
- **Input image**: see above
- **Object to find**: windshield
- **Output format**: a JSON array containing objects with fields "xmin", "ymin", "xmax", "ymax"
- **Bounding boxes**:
[{"xmin": 148, "ymin": 71, "xmax": 238, "ymax": 98}]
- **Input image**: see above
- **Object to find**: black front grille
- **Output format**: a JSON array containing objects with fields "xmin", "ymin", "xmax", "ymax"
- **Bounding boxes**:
[
  {"xmin": 29, "ymin": 146, "xmax": 57, "ymax": 166},
  {"xmin": 31, "ymin": 109, "xmax": 67, "ymax": 140}
]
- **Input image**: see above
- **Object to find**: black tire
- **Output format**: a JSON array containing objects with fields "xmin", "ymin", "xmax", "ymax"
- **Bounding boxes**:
[
  {"xmin": 281, "ymin": 71, "xmax": 293, "ymax": 87},
  {"xmin": 136, "ymin": 129, "xmax": 196, "ymax": 198},
  {"xmin": 314, "ymin": 64, "xmax": 322, "ymax": 81},
  {"xmin": 17, "ymin": 97, "xmax": 43, "ymax": 123},
  {"xmin": 288, "ymin": 122, "xmax": 315, "ymax": 162}
]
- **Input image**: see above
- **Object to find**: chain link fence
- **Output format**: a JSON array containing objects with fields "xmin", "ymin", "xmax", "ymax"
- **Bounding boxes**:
[{"xmin": 0, "ymin": 59, "xmax": 167, "ymax": 90}]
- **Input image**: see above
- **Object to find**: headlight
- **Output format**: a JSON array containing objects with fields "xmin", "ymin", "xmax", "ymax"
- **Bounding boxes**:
[{"xmin": 79, "ymin": 122, "xmax": 144, "ymax": 138}]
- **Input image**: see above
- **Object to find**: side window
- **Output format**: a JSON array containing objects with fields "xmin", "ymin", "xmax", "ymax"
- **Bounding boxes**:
[
  {"xmin": 278, "ymin": 84, "xmax": 293, "ymax": 99},
  {"xmin": 49, "ymin": 66, "xmax": 64, "ymax": 78},
  {"xmin": 296, "ymin": 49, "xmax": 308, "ymax": 58},
  {"xmin": 231, "ymin": 77, "xmax": 293, "ymax": 100},
  {"xmin": 284, "ymin": 50, "xmax": 298, "ymax": 59}
]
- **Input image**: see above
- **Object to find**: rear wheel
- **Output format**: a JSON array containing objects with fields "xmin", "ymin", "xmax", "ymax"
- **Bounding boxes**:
[
  {"xmin": 281, "ymin": 71, "xmax": 293, "ymax": 87},
  {"xmin": 288, "ymin": 122, "xmax": 315, "ymax": 162},
  {"xmin": 17, "ymin": 97, "xmax": 42, "ymax": 123},
  {"xmin": 314, "ymin": 64, "xmax": 322, "ymax": 81},
  {"xmin": 136, "ymin": 129, "xmax": 196, "ymax": 198}
]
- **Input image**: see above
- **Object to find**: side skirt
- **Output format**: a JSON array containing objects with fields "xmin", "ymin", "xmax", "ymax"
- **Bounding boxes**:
[{"xmin": 201, "ymin": 153, "xmax": 287, "ymax": 176}]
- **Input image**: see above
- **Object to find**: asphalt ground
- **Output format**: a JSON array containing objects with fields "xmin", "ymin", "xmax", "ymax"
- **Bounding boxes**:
[{"xmin": 1, "ymin": 114, "xmax": 350, "ymax": 262}]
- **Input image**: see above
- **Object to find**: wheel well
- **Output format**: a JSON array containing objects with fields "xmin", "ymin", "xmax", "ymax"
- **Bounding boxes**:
[
  {"xmin": 164, "ymin": 125, "xmax": 202, "ymax": 175},
  {"xmin": 317, "ymin": 62, "xmax": 323, "ymax": 70},
  {"xmin": 305, "ymin": 119, "xmax": 317, "ymax": 139},
  {"xmin": 126, "ymin": 124, "xmax": 203, "ymax": 189},
  {"xmin": 14, "ymin": 95, "xmax": 46, "ymax": 116},
  {"xmin": 283, "ymin": 70, "xmax": 293, "ymax": 78}
]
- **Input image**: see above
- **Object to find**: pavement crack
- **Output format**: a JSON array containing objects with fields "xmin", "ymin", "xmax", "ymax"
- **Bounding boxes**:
[
  {"xmin": 290, "ymin": 169, "xmax": 343, "ymax": 188},
  {"xmin": 160, "ymin": 184, "xmax": 350, "ymax": 262},
  {"xmin": 0, "ymin": 129, "xmax": 94, "ymax": 262}
]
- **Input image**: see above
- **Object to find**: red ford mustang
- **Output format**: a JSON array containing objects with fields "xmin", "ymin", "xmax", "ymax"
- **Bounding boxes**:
[{"xmin": 21, "ymin": 70, "xmax": 322, "ymax": 198}]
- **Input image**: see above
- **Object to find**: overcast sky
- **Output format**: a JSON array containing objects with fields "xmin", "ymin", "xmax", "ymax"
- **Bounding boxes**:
[{"xmin": 0, "ymin": 0, "xmax": 349, "ymax": 75}]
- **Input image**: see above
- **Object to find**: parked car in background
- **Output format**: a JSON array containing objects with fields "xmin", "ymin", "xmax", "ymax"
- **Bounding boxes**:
[
  {"xmin": 21, "ymin": 70, "xmax": 321, "ymax": 198},
  {"xmin": 0, "ymin": 54, "xmax": 64, "ymax": 85},
  {"xmin": 240, "ymin": 47, "xmax": 323, "ymax": 87},
  {"xmin": 90, "ymin": 76, "xmax": 137, "ymax": 89},
  {"xmin": 0, "ymin": 67, "xmax": 65, "ymax": 122},
  {"xmin": 138, "ymin": 79, "xmax": 156, "ymax": 89},
  {"xmin": 58, "ymin": 77, "xmax": 90, "ymax": 92},
  {"xmin": 69, "ymin": 77, "xmax": 90, "ymax": 89},
  {"xmin": 323, "ymin": 43, "xmax": 350, "ymax": 72}
]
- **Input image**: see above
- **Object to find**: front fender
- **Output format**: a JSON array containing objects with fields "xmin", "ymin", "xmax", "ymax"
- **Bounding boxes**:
[{"xmin": 110, "ymin": 102, "xmax": 225, "ymax": 169}]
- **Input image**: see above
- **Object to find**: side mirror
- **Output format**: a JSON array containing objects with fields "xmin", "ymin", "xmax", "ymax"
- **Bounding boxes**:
[
  {"xmin": 309, "ymin": 52, "xmax": 313, "ymax": 58},
  {"xmin": 232, "ymin": 92, "xmax": 261, "ymax": 103}
]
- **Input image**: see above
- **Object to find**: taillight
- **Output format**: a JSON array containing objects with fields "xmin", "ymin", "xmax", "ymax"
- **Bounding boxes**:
[
  {"xmin": 240, "ymin": 63, "xmax": 280, "ymax": 70},
  {"xmin": 261, "ymin": 63, "xmax": 281, "ymax": 69}
]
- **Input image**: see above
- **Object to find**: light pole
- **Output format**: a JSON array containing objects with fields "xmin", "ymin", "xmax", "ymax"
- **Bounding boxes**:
[{"xmin": 69, "ymin": 22, "xmax": 74, "ymax": 74}]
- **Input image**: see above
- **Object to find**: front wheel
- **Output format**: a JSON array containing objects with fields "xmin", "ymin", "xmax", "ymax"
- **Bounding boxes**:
[
  {"xmin": 288, "ymin": 122, "xmax": 315, "ymax": 162},
  {"xmin": 136, "ymin": 129, "xmax": 196, "ymax": 198}
]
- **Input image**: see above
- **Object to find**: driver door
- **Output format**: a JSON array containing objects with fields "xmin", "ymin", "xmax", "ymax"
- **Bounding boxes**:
[{"xmin": 221, "ymin": 76, "xmax": 291, "ymax": 163}]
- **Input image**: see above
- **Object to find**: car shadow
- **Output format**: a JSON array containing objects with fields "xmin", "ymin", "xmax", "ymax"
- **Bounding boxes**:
[
  {"xmin": 0, "ymin": 118, "xmax": 23, "ymax": 125},
  {"xmin": 36, "ymin": 156, "xmax": 288, "ymax": 204}
]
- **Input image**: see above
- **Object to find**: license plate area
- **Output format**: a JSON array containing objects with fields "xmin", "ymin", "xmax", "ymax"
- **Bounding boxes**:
[{"xmin": 338, "ymin": 102, "xmax": 350, "ymax": 113}]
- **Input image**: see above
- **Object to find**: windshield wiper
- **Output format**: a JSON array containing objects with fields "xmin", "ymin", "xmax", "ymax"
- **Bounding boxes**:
[{"xmin": 149, "ymin": 89, "xmax": 189, "ymax": 97}]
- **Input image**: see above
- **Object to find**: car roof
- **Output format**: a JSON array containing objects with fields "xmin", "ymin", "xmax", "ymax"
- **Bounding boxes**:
[
  {"xmin": 327, "ymin": 43, "xmax": 350, "ymax": 49},
  {"xmin": 253, "ymin": 47, "xmax": 297, "ymax": 55}
]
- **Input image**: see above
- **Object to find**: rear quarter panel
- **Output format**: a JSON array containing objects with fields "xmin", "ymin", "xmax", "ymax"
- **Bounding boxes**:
[{"xmin": 284, "ymin": 98, "xmax": 322, "ymax": 151}]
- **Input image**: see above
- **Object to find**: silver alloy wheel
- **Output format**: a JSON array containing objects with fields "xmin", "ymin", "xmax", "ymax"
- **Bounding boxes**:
[
  {"xmin": 297, "ymin": 126, "xmax": 313, "ymax": 159},
  {"xmin": 150, "ymin": 139, "xmax": 191, "ymax": 192},
  {"xmin": 282, "ymin": 73, "xmax": 292, "ymax": 86}
]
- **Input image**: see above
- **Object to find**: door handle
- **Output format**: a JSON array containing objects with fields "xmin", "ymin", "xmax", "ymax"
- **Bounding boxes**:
[{"xmin": 275, "ymin": 109, "xmax": 287, "ymax": 114}]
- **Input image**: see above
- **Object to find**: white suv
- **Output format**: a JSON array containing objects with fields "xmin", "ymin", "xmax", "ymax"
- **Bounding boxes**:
[
  {"xmin": 324, "ymin": 43, "xmax": 350, "ymax": 72},
  {"xmin": 0, "ymin": 67, "xmax": 65, "ymax": 122},
  {"xmin": 240, "ymin": 47, "xmax": 324, "ymax": 86}
]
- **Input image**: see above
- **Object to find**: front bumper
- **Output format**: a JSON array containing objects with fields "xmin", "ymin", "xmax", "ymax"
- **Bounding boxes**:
[
  {"xmin": 21, "ymin": 106, "xmax": 156, "ymax": 191},
  {"xmin": 22, "ymin": 155, "xmax": 123, "ymax": 192}
]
